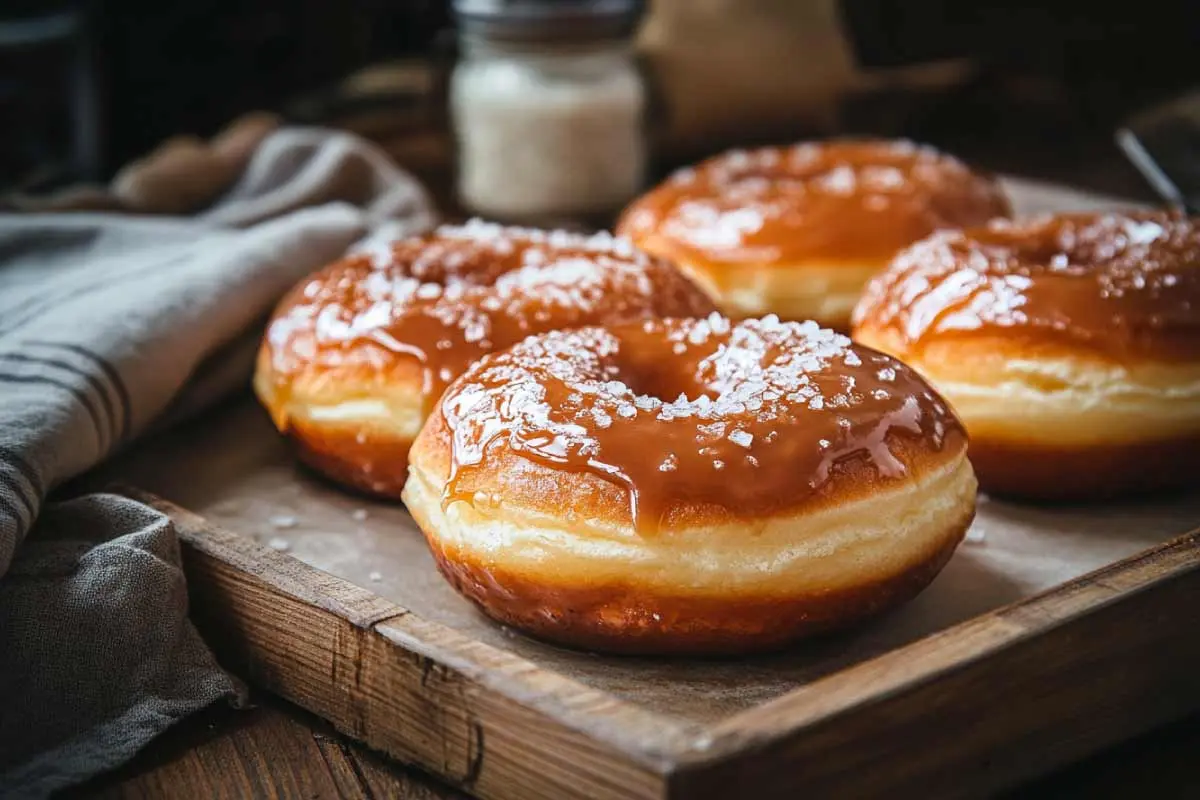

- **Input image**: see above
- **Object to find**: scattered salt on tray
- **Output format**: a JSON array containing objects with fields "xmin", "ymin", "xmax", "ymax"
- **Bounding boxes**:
[{"xmin": 964, "ymin": 527, "xmax": 987, "ymax": 544}]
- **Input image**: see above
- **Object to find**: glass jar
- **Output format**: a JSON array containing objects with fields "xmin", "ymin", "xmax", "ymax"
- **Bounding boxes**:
[{"xmin": 449, "ymin": 0, "xmax": 648, "ymax": 225}]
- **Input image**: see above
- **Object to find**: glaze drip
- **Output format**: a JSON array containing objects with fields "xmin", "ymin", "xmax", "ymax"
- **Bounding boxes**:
[
  {"xmin": 440, "ymin": 315, "xmax": 964, "ymax": 534},
  {"xmin": 855, "ymin": 210, "xmax": 1200, "ymax": 360},
  {"xmin": 263, "ymin": 220, "xmax": 715, "ymax": 410},
  {"xmin": 617, "ymin": 139, "xmax": 1010, "ymax": 267}
]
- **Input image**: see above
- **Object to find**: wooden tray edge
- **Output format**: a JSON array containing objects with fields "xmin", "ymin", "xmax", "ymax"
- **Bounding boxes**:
[
  {"xmin": 124, "ymin": 481, "xmax": 1200, "ymax": 799},
  {"xmin": 667, "ymin": 526, "xmax": 1200, "ymax": 798},
  {"xmin": 121, "ymin": 487, "xmax": 695, "ymax": 800}
]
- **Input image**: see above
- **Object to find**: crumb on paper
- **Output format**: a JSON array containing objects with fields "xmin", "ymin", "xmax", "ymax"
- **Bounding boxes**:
[
  {"xmin": 268, "ymin": 514, "xmax": 297, "ymax": 529},
  {"xmin": 267, "ymin": 537, "xmax": 291, "ymax": 552},
  {"xmin": 352, "ymin": 508, "xmax": 369, "ymax": 522},
  {"xmin": 368, "ymin": 571, "xmax": 382, "ymax": 582}
]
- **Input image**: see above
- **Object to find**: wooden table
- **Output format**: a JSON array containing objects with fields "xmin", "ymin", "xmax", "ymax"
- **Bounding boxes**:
[
  {"xmin": 64, "ymin": 122, "xmax": 1200, "ymax": 799},
  {"xmin": 68, "ymin": 692, "xmax": 1200, "ymax": 798}
]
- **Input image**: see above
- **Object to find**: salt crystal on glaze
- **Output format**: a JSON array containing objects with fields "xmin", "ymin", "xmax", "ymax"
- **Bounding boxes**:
[
  {"xmin": 728, "ymin": 430, "xmax": 753, "ymax": 448},
  {"xmin": 437, "ymin": 314, "xmax": 958, "ymax": 535}
]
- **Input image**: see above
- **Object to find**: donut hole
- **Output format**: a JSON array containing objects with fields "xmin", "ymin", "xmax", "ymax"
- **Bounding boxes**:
[{"xmin": 610, "ymin": 352, "xmax": 715, "ymax": 408}]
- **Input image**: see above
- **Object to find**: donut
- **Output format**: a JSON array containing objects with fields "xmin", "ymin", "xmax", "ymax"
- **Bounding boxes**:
[
  {"xmin": 404, "ymin": 314, "xmax": 976, "ymax": 654},
  {"xmin": 615, "ymin": 139, "xmax": 1011, "ymax": 330},
  {"xmin": 851, "ymin": 209, "xmax": 1200, "ymax": 500},
  {"xmin": 254, "ymin": 220, "xmax": 716, "ymax": 497}
]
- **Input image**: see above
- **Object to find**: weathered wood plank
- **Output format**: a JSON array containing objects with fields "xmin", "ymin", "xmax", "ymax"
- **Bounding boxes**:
[
  {"xmin": 128, "ymin": 491, "xmax": 686, "ymax": 800},
  {"xmin": 126, "ymin": 484, "xmax": 1200, "ymax": 800},
  {"xmin": 668, "ymin": 531, "xmax": 1200, "ymax": 799}
]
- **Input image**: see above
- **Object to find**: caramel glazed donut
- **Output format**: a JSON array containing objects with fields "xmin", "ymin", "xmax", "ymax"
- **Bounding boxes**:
[
  {"xmin": 254, "ymin": 221, "xmax": 716, "ymax": 496},
  {"xmin": 616, "ymin": 138, "xmax": 1011, "ymax": 330},
  {"xmin": 406, "ymin": 314, "xmax": 977, "ymax": 654},
  {"xmin": 852, "ymin": 209, "xmax": 1200, "ymax": 500}
]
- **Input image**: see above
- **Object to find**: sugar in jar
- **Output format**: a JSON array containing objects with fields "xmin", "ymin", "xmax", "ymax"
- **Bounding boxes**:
[{"xmin": 449, "ymin": 0, "xmax": 648, "ymax": 224}]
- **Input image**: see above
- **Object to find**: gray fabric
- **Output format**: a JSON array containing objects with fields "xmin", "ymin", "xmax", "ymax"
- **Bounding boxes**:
[
  {"xmin": 0, "ymin": 496, "xmax": 241, "ymax": 797},
  {"xmin": 0, "ymin": 127, "xmax": 435, "ymax": 798}
]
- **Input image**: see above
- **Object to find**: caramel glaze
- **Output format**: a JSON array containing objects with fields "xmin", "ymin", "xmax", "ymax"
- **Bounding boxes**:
[
  {"xmin": 439, "ymin": 315, "xmax": 966, "ymax": 536},
  {"xmin": 854, "ymin": 210, "xmax": 1200, "ymax": 362},
  {"xmin": 616, "ymin": 139, "xmax": 1010, "ymax": 269},
  {"xmin": 260, "ymin": 219, "xmax": 716, "ymax": 413}
]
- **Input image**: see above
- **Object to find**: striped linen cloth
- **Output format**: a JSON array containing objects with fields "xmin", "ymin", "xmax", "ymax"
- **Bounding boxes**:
[{"xmin": 0, "ymin": 127, "xmax": 433, "ymax": 798}]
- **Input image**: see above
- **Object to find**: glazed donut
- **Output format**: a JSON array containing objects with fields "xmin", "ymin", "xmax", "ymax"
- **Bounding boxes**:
[
  {"xmin": 616, "ymin": 139, "xmax": 1010, "ymax": 330},
  {"xmin": 254, "ymin": 220, "xmax": 715, "ymax": 496},
  {"xmin": 405, "ymin": 314, "xmax": 976, "ymax": 654},
  {"xmin": 852, "ymin": 209, "xmax": 1200, "ymax": 500}
]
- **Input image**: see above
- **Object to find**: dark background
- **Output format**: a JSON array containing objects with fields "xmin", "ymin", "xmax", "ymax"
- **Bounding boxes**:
[{"xmin": 2, "ymin": 0, "xmax": 1199, "ymax": 193}]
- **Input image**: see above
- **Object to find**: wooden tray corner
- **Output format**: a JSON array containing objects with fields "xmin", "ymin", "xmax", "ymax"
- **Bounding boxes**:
[{"xmin": 122, "ymin": 487, "xmax": 1200, "ymax": 800}]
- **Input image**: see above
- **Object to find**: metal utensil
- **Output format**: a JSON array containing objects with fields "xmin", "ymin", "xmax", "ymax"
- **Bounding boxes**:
[{"xmin": 1116, "ymin": 90, "xmax": 1200, "ymax": 213}]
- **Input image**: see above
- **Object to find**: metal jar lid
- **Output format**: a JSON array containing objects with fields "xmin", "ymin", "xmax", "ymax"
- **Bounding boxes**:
[{"xmin": 452, "ymin": 0, "xmax": 645, "ymax": 43}]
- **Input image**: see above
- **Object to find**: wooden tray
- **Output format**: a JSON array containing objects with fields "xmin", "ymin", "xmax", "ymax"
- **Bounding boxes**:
[{"xmin": 97, "ymin": 178, "xmax": 1200, "ymax": 799}]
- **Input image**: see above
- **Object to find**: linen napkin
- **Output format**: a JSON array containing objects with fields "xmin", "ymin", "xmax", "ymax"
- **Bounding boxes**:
[{"xmin": 0, "ymin": 126, "xmax": 435, "ymax": 798}]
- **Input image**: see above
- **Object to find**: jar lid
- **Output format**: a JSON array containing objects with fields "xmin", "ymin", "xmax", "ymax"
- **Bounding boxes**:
[{"xmin": 452, "ymin": 0, "xmax": 645, "ymax": 43}]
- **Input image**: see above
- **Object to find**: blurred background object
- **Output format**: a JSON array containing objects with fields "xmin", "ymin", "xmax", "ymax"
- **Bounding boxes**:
[
  {"xmin": 1118, "ymin": 90, "xmax": 1200, "ymax": 213},
  {"xmin": 636, "ymin": 0, "xmax": 970, "ymax": 155},
  {"xmin": 2, "ymin": 0, "xmax": 1199, "ymax": 203},
  {"xmin": 0, "ymin": 0, "xmax": 450, "ymax": 194},
  {"xmin": 449, "ymin": 0, "xmax": 649, "ymax": 225},
  {"xmin": 0, "ymin": 3, "xmax": 100, "ymax": 190}
]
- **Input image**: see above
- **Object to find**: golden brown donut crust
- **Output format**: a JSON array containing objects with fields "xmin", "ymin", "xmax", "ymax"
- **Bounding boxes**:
[
  {"xmin": 284, "ymin": 412, "xmax": 415, "ymax": 498},
  {"xmin": 416, "ymin": 504, "xmax": 968, "ymax": 655},
  {"xmin": 852, "ymin": 209, "xmax": 1200, "ymax": 500},
  {"xmin": 406, "ymin": 317, "xmax": 976, "ymax": 654},
  {"xmin": 965, "ymin": 431, "xmax": 1200, "ymax": 501},
  {"xmin": 255, "ymin": 221, "xmax": 716, "ymax": 496},
  {"xmin": 616, "ymin": 139, "xmax": 1010, "ymax": 326}
]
